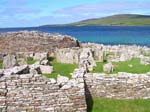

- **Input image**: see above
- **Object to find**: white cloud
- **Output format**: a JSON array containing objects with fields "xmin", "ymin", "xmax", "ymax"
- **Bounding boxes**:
[{"xmin": 54, "ymin": 1, "xmax": 150, "ymax": 18}]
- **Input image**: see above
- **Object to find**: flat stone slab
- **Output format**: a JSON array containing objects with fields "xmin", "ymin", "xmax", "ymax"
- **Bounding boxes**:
[{"xmin": 39, "ymin": 65, "xmax": 53, "ymax": 74}]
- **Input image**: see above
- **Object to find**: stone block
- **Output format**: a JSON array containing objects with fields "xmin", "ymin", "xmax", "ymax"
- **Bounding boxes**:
[{"xmin": 39, "ymin": 65, "xmax": 53, "ymax": 74}]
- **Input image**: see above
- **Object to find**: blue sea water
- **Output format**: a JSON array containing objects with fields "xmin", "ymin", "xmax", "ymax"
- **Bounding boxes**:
[{"xmin": 0, "ymin": 26, "xmax": 150, "ymax": 46}]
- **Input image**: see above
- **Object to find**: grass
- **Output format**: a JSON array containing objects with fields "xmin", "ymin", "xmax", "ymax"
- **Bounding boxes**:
[
  {"xmin": 43, "ymin": 59, "xmax": 78, "ymax": 79},
  {"xmin": 0, "ymin": 61, "xmax": 3, "ymax": 69},
  {"xmin": 17, "ymin": 57, "xmax": 37, "ymax": 65},
  {"xmin": 88, "ymin": 97, "xmax": 150, "ymax": 112},
  {"xmin": 113, "ymin": 58, "xmax": 150, "ymax": 74},
  {"xmin": 27, "ymin": 59, "xmax": 37, "ymax": 65},
  {"xmin": 68, "ymin": 14, "xmax": 150, "ymax": 26},
  {"xmin": 93, "ymin": 58, "xmax": 150, "ymax": 74},
  {"xmin": 143, "ymin": 54, "xmax": 150, "ymax": 57},
  {"xmin": 92, "ymin": 61, "xmax": 107, "ymax": 73}
]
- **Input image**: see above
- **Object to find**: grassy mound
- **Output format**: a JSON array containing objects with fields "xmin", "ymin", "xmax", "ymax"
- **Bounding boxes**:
[
  {"xmin": 88, "ymin": 97, "xmax": 150, "ymax": 112},
  {"xmin": 67, "ymin": 14, "xmax": 150, "ymax": 26},
  {"xmin": 93, "ymin": 58, "xmax": 150, "ymax": 74}
]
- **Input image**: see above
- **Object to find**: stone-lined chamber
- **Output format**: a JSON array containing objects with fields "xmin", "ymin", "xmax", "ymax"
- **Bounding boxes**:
[
  {"xmin": 85, "ymin": 73, "xmax": 150, "ymax": 99},
  {"xmin": 0, "ymin": 69, "xmax": 150, "ymax": 112},
  {"xmin": 0, "ymin": 68, "xmax": 87, "ymax": 112}
]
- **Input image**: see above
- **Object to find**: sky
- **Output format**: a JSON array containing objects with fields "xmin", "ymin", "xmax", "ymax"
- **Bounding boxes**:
[{"xmin": 0, "ymin": 0, "xmax": 150, "ymax": 27}]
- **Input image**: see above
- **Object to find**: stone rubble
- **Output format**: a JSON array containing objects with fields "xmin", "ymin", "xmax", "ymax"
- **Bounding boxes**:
[
  {"xmin": 0, "ymin": 35, "xmax": 150, "ymax": 111},
  {"xmin": 40, "ymin": 59, "xmax": 49, "ymax": 65},
  {"xmin": 79, "ymin": 48, "xmax": 96, "ymax": 72},
  {"xmin": 34, "ymin": 52, "xmax": 48, "ymax": 61},
  {"xmin": 57, "ymin": 75, "xmax": 69, "ymax": 87},
  {"xmin": 0, "ymin": 31, "xmax": 80, "ymax": 54},
  {"xmin": 11, "ymin": 65, "xmax": 29, "ymax": 74},
  {"xmin": 103, "ymin": 62, "xmax": 114, "ymax": 73},
  {"xmin": 82, "ymin": 43, "xmax": 149, "ymax": 62},
  {"xmin": 55, "ymin": 43, "xmax": 150, "ymax": 66},
  {"xmin": 140, "ymin": 56, "xmax": 150, "ymax": 65},
  {"xmin": 17, "ymin": 58, "xmax": 27, "ymax": 66}
]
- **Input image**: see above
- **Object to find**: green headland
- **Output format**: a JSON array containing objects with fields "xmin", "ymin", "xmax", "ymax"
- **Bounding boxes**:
[{"xmin": 42, "ymin": 14, "xmax": 150, "ymax": 26}]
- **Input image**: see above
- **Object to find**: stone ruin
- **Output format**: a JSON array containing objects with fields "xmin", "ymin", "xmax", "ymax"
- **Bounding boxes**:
[
  {"xmin": 0, "ymin": 68, "xmax": 87, "ymax": 112},
  {"xmin": 55, "ymin": 43, "xmax": 150, "ymax": 65},
  {"xmin": 55, "ymin": 47, "xmax": 104, "ymax": 64},
  {"xmin": 82, "ymin": 43, "xmax": 148, "ymax": 62},
  {"xmin": 0, "ymin": 53, "xmax": 87, "ymax": 112},
  {"xmin": 55, "ymin": 47, "xmax": 80, "ymax": 64},
  {"xmin": 140, "ymin": 56, "xmax": 150, "ymax": 65},
  {"xmin": 0, "ymin": 31, "xmax": 80, "ymax": 54},
  {"xmin": 85, "ymin": 72, "xmax": 150, "ymax": 99},
  {"xmin": 0, "ymin": 42, "xmax": 150, "ymax": 111}
]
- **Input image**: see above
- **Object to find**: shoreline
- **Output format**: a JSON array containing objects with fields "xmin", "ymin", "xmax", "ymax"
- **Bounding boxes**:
[
  {"xmin": 1, "ymin": 25, "xmax": 150, "ymax": 29},
  {"xmin": 81, "ymin": 41, "xmax": 150, "ymax": 47},
  {"xmin": 0, "ymin": 30, "xmax": 150, "ymax": 47}
]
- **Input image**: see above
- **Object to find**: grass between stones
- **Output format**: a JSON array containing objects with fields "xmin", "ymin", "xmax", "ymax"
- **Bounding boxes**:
[
  {"xmin": 0, "ymin": 61, "xmax": 2, "ymax": 69},
  {"xmin": 27, "ymin": 59, "xmax": 37, "ymax": 65},
  {"xmin": 43, "ymin": 59, "xmax": 78, "ymax": 79},
  {"xmin": 93, "ymin": 58, "xmax": 150, "ymax": 74},
  {"xmin": 17, "ymin": 58, "xmax": 37, "ymax": 65},
  {"xmin": 88, "ymin": 97, "xmax": 150, "ymax": 112}
]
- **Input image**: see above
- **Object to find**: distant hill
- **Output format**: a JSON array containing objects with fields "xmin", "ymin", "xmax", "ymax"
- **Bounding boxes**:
[{"xmin": 41, "ymin": 14, "xmax": 150, "ymax": 26}]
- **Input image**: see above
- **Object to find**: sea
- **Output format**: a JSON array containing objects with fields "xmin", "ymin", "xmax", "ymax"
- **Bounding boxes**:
[{"xmin": 0, "ymin": 26, "xmax": 150, "ymax": 46}]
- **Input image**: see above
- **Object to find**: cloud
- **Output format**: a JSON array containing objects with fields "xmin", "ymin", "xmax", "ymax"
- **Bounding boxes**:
[
  {"xmin": 30, "ymin": 15, "xmax": 80, "ymax": 25},
  {"xmin": 54, "ymin": 1, "xmax": 150, "ymax": 18},
  {"xmin": 0, "ymin": 0, "xmax": 28, "ymax": 7},
  {"xmin": 0, "ymin": 8, "xmax": 41, "ymax": 15},
  {"xmin": 1, "ymin": 0, "xmax": 150, "ymax": 27},
  {"xmin": 0, "ymin": 0, "xmax": 41, "ymax": 16}
]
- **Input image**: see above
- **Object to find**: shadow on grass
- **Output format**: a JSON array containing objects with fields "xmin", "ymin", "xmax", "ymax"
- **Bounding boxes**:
[
  {"xmin": 47, "ymin": 57, "xmax": 55, "ymax": 66},
  {"xmin": 47, "ymin": 57, "xmax": 55, "ymax": 62},
  {"xmin": 84, "ymin": 81, "xmax": 93, "ymax": 112}
]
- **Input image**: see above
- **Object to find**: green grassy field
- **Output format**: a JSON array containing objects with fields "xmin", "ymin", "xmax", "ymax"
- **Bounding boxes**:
[
  {"xmin": 88, "ymin": 97, "xmax": 150, "ymax": 112},
  {"xmin": 43, "ymin": 59, "xmax": 78, "ymax": 79},
  {"xmin": 93, "ymin": 58, "xmax": 150, "ymax": 74}
]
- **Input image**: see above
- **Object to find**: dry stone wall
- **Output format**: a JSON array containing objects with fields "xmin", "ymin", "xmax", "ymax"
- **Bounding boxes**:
[
  {"xmin": 0, "ymin": 69, "xmax": 87, "ymax": 112},
  {"xmin": 55, "ymin": 48, "xmax": 80, "ymax": 64},
  {"xmin": 55, "ymin": 47, "xmax": 103, "ymax": 65},
  {"xmin": 85, "ymin": 72, "xmax": 150, "ymax": 99}
]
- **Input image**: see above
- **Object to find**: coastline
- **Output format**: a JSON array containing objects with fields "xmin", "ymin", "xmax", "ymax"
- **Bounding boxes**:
[
  {"xmin": 0, "ymin": 26, "xmax": 150, "ymax": 46},
  {"xmin": 81, "ymin": 41, "xmax": 150, "ymax": 47}
]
